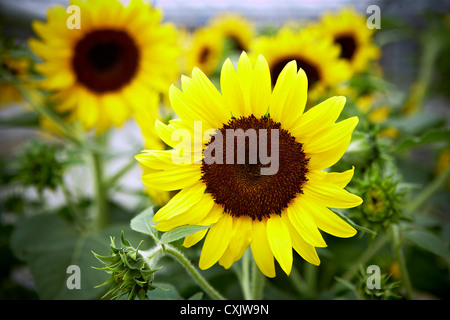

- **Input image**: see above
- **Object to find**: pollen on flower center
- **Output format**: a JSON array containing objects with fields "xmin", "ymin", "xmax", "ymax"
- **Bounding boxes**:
[
  {"xmin": 201, "ymin": 115, "xmax": 309, "ymax": 221},
  {"xmin": 72, "ymin": 29, "xmax": 140, "ymax": 93}
]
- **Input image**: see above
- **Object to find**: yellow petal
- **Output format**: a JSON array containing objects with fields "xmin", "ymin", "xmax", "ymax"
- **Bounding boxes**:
[
  {"xmin": 323, "ymin": 166, "xmax": 355, "ymax": 188},
  {"xmin": 291, "ymin": 96, "xmax": 346, "ymax": 139},
  {"xmin": 302, "ymin": 196, "xmax": 356, "ymax": 238},
  {"xmin": 141, "ymin": 165, "xmax": 201, "ymax": 191},
  {"xmin": 250, "ymin": 219, "xmax": 276, "ymax": 278},
  {"xmin": 250, "ymin": 55, "xmax": 271, "ymax": 117},
  {"xmin": 135, "ymin": 150, "xmax": 180, "ymax": 170},
  {"xmin": 269, "ymin": 62, "xmax": 308, "ymax": 130},
  {"xmin": 155, "ymin": 193, "xmax": 215, "ymax": 231},
  {"xmin": 307, "ymin": 135, "xmax": 352, "ymax": 170},
  {"xmin": 281, "ymin": 213, "xmax": 320, "ymax": 265},
  {"xmin": 303, "ymin": 180, "xmax": 363, "ymax": 209},
  {"xmin": 182, "ymin": 204, "xmax": 224, "ymax": 248},
  {"xmin": 199, "ymin": 214, "xmax": 233, "ymax": 270},
  {"xmin": 183, "ymin": 229, "xmax": 208, "ymax": 248},
  {"xmin": 286, "ymin": 197, "xmax": 327, "ymax": 248},
  {"xmin": 266, "ymin": 214, "xmax": 293, "ymax": 275},
  {"xmin": 220, "ymin": 58, "xmax": 246, "ymax": 118},
  {"xmin": 191, "ymin": 67, "xmax": 230, "ymax": 125},
  {"xmin": 270, "ymin": 60, "xmax": 299, "ymax": 126},
  {"xmin": 303, "ymin": 116, "xmax": 359, "ymax": 154},
  {"xmin": 236, "ymin": 52, "xmax": 253, "ymax": 115},
  {"xmin": 155, "ymin": 119, "xmax": 178, "ymax": 148},
  {"xmin": 218, "ymin": 246, "xmax": 235, "ymax": 269},
  {"xmin": 153, "ymin": 182, "xmax": 206, "ymax": 222},
  {"xmin": 228, "ymin": 216, "xmax": 253, "ymax": 262}
]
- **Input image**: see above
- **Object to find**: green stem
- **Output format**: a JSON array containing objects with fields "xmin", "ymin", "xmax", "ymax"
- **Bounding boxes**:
[
  {"xmin": 91, "ymin": 150, "xmax": 108, "ymax": 231},
  {"xmin": 289, "ymin": 265, "xmax": 309, "ymax": 297},
  {"xmin": 241, "ymin": 250, "xmax": 252, "ymax": 300},
  {"xmin": 407, "ymin": 164, "xmax": 450, "ymax": 213},
  {"xmin": 250, "ymin": 257, "xmax": 265, "ymax": 300},
  {"xmin": 391, "ymin": 225, "xmax": 414, "ymax": 299},
  {"xmin": 340, "ymin": 233, "xmax": 390, "ymax": 282},
  {"xmin": 406, "ymin": 35, "xmax": 442, "ymax": 114},
  {"xmin": 104, "ymin": 157, "xmax": 137, "ymax": 189},
  {"xmin": 16, "ymin": 85, "xmax": 81, "ymax": 145},
  {"xmin": 162, "ymin": 245, "xmax": 226, "ymax": 300},
  {"xmin": 304, "ymin": 262, "xmax": 318, "ymax": 298}
]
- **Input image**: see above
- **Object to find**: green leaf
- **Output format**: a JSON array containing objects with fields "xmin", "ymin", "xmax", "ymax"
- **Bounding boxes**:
[
  {"xmin": 159, "ymin": 224, "xmax": 212, "ymax": 244},
  {"xmin": 395, "ymin": 129, "xmax": 450, "ymax": 152},
  {"xmin": 404, "ymin": 230, "xmax": 450, "ymax": 259},
  {"xmin": 146, "ymin": 283, "xmax": 182, "ymax": 300},
  {"xmin": 10, "ymin": 214, "xmax": 144, "ymax": 299},
  {"xmin": 130, "ymin": 207, "xmax": 158, "ymax": 240},
  {"xmin": 188, "ymin": 292, "xmax": 204, "ymax": 300}
]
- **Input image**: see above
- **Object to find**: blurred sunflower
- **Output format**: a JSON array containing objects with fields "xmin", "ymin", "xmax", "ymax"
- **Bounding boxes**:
[
  {"xmin": 136, "ymin": 53, "xmax": 362, "ymax": 277},
  {"xmin": 185, "ymin": 27, "xmax": 224, "ymax": 77},
  {"xmin": 0, "ymin": 55, "xmax": 31, "ymax": 107},
  {"xmin": 314, "ymin": 7, "xmax": 380, "ymax": 74},
  {"xmin": 29, "ymin": 0, "xmax": 180, "ymax": 132},
  {"xmin": 208, "ymin": 13, "xmax": 256, "ymax": 53},
  {"xmin": 251, "ymin": 27, "xmax": 351, "ymax": 102}
]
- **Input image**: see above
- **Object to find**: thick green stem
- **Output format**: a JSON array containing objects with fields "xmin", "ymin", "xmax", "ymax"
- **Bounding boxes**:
[
  {"xmin": 250, "ymin": 257, "xmax": 265, "ymax": 300},
  {"xmin": 391, "ymin": 225, "xmax": 414, "ymax": 299},
  {"xmin": 91, "ymin": 150, "xmax": 108, "ymax": 231},
  {"xmin": 163, "ymin": 245, "xmax": 226, "ymax": 300},
  {"xmin": 240, "ymin": 250, "xmax": 252, "ymax": 300}
]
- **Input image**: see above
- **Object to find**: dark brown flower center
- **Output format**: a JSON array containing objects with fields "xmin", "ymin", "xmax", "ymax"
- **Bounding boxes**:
[
  {"xmin": 334, "ymin": 34, "xmax": 357, "ymax": 61},
  {"xmin": 199, "ymin": 47, "xmax": 211, "ymax": 64},
  {"xmin": 201, "ymin": 115, "xmax": 309, "ymax": 220},
  {"xmin": 72, "ymin": 29, "xmax": 140, "ymax": 93},
  {"xmin": 271, "ymin": 57, "xmax": 321, "ymax": 89}
]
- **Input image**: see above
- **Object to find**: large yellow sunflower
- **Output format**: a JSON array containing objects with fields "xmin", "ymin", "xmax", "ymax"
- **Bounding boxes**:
[
  {"xmin": 251, "ymin": 27, "xmax": 351, "ymax": 103},
  {"xmin": 136, "ymin": 52, "xmax": 362, "ymax": 277},
  {"xmin": 313, "ymin": 7, "xmax": 381, "ymax": 74},
  {"xmin": 29, "ymin": 0, "xmax": 180, "ymax": 132}
]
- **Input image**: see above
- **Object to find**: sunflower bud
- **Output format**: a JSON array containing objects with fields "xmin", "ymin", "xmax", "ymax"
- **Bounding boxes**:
[
  {"xmin": 351, "ymin": 166, "xmax": 407, "ymax": 233},
  {"xmin": 93, "ymin": 232, "xmax": 161, "ymax": 300},
  {"xmin": 14, "ymin": 140, "xmax": 67, "ymax": 194}
]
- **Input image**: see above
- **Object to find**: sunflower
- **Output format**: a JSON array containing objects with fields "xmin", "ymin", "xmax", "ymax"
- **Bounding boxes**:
[
  {"xmin": 313, "ymin": 7, "xmax": 380, "ymax": 74},
  {"xmin": 208, "ymin": 13, "xmax": 256, "ymax": 53},
  {"xmin": 251, "ymin": 27, "xmax": 351, "ymax": 103},
  {"xmin": 136, "ymin": 52, "xmax": 362, "ymax": 277},
  {"xmin": 185, "ymin": 27, "xmax": 224, "ymax": 77},
  {"xmin": 29, "ymin": 0, "xmax": 180, "ymax": 132}
]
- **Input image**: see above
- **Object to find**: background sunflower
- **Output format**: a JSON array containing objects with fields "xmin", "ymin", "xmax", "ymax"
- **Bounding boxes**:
[
  {"xmin": 29, "ymin": 0, "xmax": 180, "ymax": 132},
  {"xmin": 313, "ymin": 7, "xmax": 381, "ymax": 75},
  {"xmin": 250, "ymin": 26, "xmax": 351, "ymax": 103}
]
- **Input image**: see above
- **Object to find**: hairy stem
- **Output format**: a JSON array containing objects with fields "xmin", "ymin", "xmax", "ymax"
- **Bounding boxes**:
[{"xmin": 163, "ymin": 245, "xmax": 226, "ymax": 300}]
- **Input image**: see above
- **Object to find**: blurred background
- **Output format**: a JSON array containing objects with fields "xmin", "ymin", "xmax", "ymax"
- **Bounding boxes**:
[{"xmin": 0, "ymin": 0, "xmax": 449, "ymax": 300}]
